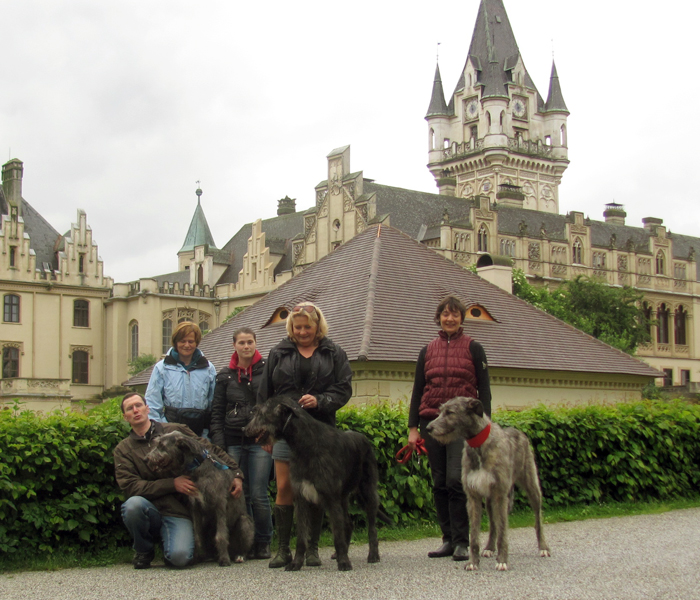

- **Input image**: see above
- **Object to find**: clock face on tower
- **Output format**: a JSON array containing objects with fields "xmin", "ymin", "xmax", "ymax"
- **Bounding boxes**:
[
  {"xmin": 464, "ymin": 97, "xmax": 479, "ymax": 121},
  {"xmin": 512, "ymin": 96, "xmax": 527, "ymax": 119}
]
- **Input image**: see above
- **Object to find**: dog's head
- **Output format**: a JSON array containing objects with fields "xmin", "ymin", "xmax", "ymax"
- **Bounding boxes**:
[
  {"xmin": 426, "ymin": 397, "xmax": 486, "ymax": 444},
  {"xmin": 145, "ymin": 430, "xmax": 202, "ymax": 475},
  {"xmin": 244, "ymin": 395, "xmax": 307, "ymax": 443}
]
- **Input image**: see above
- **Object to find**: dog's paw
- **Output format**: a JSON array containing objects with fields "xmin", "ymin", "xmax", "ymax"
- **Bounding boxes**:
[
  {"xmin": 285, "ymin": 562, "xmax": 303, "ymax": 572},
  {"xmin": 233, "ymin": 555, "xmax": 245, "ymax": 563},
  {"xmin": 496, "ymin": 562, "xmax": 508, "ymax": 571},
  {"xmin": 367, "ymin": 552, "xmax": 380, "ymax": 564},
  {"xmin": 337, "ymin": 561, "xmax": 353, "ymax": 572},
  {"xmin": 465, "ymin": 563, "xmax": 479, "ymax": 571},
  {"xmin": 481, "ymin": 549, "xmax": 494, "ymax": 558},
  {"xmin": 218, "ymin": 557, "xmax": 232, "ymax": 567},
  {"xmin": 540, "ymin": 549, "xmax": 551, "ymax": 558}
]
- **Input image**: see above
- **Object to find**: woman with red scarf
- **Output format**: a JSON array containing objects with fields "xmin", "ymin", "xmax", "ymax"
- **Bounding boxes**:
[{"xmin": 210, "ymin": 327, "xmax": 272, "ymax": 560}]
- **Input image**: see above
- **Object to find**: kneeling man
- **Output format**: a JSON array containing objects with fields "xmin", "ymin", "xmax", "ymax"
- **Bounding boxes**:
[{"xmin": 114, "ymin": 392, "xmax": 244, "ymax": 569}]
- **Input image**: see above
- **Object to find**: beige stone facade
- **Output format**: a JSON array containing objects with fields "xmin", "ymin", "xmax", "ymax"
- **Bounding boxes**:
[{"xmin": 0, "ymin": 159, "xmax": 112, "ymax": 409}]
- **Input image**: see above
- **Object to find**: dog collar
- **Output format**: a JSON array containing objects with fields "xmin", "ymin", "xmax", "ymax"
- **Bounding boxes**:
[
  {"xmin": 186, "ymin": 449, "xmax": 230, "ymax": 471},
  {"xmin": 466, "ymin": 423, "xmax": 491, "ymax": 448}
]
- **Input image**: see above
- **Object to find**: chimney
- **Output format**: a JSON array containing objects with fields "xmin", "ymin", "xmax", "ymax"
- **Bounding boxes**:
[
  {"xmin": 277, "ymin": 196, "xmax": 296, "ymax": 216},
  {"xmin": 603, "ymin": 202, "xmax": 626, "ymax": 225},
  {"xmin": 642, "ymin": 216, "xmax": 663, "ymax": 233},
  {"xmin": 476, "ymin": 254, "xmax": 513, "ymax": 293},
  {"xmin": 2, "ymin": 159, "xmax": 23, "ymax": 217}
]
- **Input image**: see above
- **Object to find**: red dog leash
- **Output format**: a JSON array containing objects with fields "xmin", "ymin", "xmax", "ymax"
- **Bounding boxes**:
[{"xmin": 395, "ymin": 438, "xmax": 428, "ymax": 463}]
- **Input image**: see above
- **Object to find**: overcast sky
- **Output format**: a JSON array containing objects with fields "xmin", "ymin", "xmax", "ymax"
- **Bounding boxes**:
[{"xmin": 2, "ymin": 1, "xmax": 698, "ymax": 283}]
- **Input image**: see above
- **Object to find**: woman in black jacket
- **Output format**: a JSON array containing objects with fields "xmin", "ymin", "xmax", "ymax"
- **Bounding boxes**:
[
  {"xmin": 258, "ymin": 302, "xmax": 352, "ymax": 568},
  {"xmin": 210, "ymin": 327, "xmax": 273, "ymax": 560}
]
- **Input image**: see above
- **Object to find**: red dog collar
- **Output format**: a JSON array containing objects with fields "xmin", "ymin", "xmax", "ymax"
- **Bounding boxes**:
[{"xmin": 466, "ymin": 423, "xmax": 491, "ymax": 448}]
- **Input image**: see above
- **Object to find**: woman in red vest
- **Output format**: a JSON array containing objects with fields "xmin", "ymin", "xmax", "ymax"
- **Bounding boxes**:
[{"xmin": 407, "ymin": 295, "xmax": 492, "ymax": 561}]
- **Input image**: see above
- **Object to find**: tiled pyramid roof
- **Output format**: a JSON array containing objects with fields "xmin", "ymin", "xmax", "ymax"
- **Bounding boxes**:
[{"xmin": 127, "ymin": 224, "xmax": 660, "ymax": 384}]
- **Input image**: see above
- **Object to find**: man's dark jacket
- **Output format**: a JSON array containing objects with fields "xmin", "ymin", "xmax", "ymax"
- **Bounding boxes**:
[{"xmin": 113, "ymin": 421, "xmax": 243, "ymax": 520}]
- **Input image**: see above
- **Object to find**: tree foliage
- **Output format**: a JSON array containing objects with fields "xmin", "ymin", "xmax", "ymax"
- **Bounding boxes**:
[
  {"xmin": 127, "ymin": 354, "xmax": 159, "ymax": 377},
  {"xmin": 512, "ymin": 270, "xmax": 651, "ymax": 355}
]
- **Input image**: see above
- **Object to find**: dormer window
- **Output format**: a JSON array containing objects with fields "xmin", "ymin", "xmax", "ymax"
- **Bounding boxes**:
[{"xmin": 465, "ymin": 304, "xmax": 495, "ymax": 322}]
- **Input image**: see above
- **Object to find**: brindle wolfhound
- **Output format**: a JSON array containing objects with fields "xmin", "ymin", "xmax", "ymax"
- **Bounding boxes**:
[
  {"xmin": 427, "ymin": 397, "xmax": 550, "ymax": 571},
  {"xmin": 146, "ymin": 431, "xmax": 254, "ymax": 566},
  {"xmin": 245, "ymin": 395, "xmax": 387, "ymax": 571}
]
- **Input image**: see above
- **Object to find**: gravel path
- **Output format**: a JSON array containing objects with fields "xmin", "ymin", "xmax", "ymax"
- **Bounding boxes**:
[{"xmin": 2, "ymin": 508, "xmax": 699, "ymax": 600}]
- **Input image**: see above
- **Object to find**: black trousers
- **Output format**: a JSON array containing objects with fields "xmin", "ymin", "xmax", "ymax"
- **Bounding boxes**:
[{"xmin": 420, "ymin": 418, "xmax": 469, "ymax": 545}]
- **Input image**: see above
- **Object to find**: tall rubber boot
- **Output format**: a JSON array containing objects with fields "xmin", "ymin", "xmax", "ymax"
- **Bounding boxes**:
[
  {"xmin": 305, "ymin": 504, "xmax": 324, "ymax": 567},
  {"xmin": 268, "ymin": 505, "xmax": 294, "ymax": 568}
]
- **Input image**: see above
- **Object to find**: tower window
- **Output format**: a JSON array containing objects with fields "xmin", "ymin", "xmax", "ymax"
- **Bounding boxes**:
[
  {"xmin": 78, "ymin": 254, "xmax": 85, "ymax": 273},
  {"xmin": 130, "ymin": 321, "xmax": 139, "ymax": 361},
  {"xmin": 3, "ymin": 294, "xmax": 20, "ymax": 323},
  {"xmin": 9, "ymin": 247, "xmax": 16, "ymax": 268},
  {"xmin": 74, "ymin": 299, "xmax": 89, "ymax": 328},
  {"xmin": 572, "ymin": 238, "xmax": 583, "ymax": 264},
  {"xmin": 656, "ymin": 251, "xmax": 665, "ymax": 275},
  {"xmin": 657, "ymin": 304, "xmax": 670, "ymax": 344},
  {"xmin": 72, "ymin": 350, "xmax": 89, "ymax": 384},
  {"xmin": 2, "ymin": 347, "xmax": 19, "ymax": 378},
  {"xmin": 478, "ymin": 224, "xmax": 488, "ymax": 252}
]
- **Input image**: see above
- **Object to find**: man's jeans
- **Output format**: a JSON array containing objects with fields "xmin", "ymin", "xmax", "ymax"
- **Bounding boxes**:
[
  {"xmin": 121, "ymin": 496, "xmax": 194, "ymax": 567},
  {"xmin": 228, "ymin": 443, "xmax": 273, "ymax": 543}
]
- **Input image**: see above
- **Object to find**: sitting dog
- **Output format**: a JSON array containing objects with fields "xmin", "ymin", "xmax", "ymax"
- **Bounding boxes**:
[
  {"xmin": 146, "ymin": 431, "xmax": 254, "ymax": 565},
  {"xmin": 427, "ymin": 397, "xmax": 550, "ymax": 571},
  {"xmin": 245, "ymin": 395, "xmax": 386, "ymax": 571}
]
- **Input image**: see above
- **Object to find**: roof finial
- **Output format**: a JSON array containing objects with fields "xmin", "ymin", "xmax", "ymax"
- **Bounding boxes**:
[
  {"xmin": 195, "ymin": 180, "xmax": 202, "ymax": 204},
  {"xmin": 436, "ymin": 42, "xmax": 441, "ymax": 63}
]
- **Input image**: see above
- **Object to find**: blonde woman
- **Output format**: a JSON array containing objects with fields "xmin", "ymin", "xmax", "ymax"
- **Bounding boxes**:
[{"xmin": 257, "ymin": 302, "xmax": 352, "ymax": 568}]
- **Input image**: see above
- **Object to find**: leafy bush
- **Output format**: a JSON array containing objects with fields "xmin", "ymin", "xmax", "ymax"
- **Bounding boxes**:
[
  {"xmin": 337, "ymin": 403, "xmax": 433, "ymax": 526},
  {"xmin": 1, "ymin": 398, "xmax": 698, "ymax": 559},
  {"xmin": 127, "ymin": 354, "xmax": 159, "ymax": 377},
  {"xmin": 497, "ymin": 399, "xmax": 700, "ymax": 507},
  {"xmin": 0, "ymin": 398, "xmax": 130, "ymax": 557}
]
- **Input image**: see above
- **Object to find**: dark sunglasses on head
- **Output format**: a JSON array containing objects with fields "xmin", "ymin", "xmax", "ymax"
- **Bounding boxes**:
[{"xmin": 292, "ymin": 304, "xmax": 316, "ymax": 314}]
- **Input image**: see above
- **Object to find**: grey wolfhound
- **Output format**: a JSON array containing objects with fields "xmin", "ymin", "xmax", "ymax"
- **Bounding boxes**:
[
  {"xmin": 146, "ymin": 431, "xmax": 254, "ymax": 566},
  {"xmin": 244, "ymin": 395, "xmax": 386, "ymax": 571},
  {"xmin": 427, "ymin": 397, "xmax": 550, "ymax": 571}
]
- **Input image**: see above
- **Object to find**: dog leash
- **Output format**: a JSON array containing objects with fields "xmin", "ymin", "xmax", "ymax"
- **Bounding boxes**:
[
  {"xmin": 395, "ymin": 439, "xmax": 428, "ymax": 464},
  {"xmin": 186, "ymin": 449, "xmax": 230, "ymax": 471}
]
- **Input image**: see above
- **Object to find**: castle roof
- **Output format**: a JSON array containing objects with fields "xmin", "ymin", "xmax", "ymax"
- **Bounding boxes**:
[
  {"xmin": 128, "ymin": 224, "xmax": 660, "ymax": 386},
  {"xmin": 545, "ymin": 62, "xmax": 569, "ymax": 113},
  {"xmin": 179, "ymin": 195, "xmax": 217, "ymax": 254}
]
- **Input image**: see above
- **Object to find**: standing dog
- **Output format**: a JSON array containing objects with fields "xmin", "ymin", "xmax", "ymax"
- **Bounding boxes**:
[
  {"xmin": 245, "ymin": 396, "xmax": 385, "ymax": 571},
  {"xmin": 427, "ymin": 397, "xmax": 550, "ymax": 571},
  {"xmin": 146, "ymin": 431, "xmax": 254, "ymax": 565}
]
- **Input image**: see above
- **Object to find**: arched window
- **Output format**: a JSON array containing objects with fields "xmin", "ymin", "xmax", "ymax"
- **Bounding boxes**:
[
  {"xmin": 675, "ymin": 306, "xmax": 687, "ymax": 346},
  {"xmin": 560, "ymin": 124, "xmax": 567, "ymax": 146},
  {"xmin": 499, "ymin": 110, "xmax": 504, "ymax": 132},
  {"xmin": 74, "ymin": 299, "xmax": 89, "ymax": 327},
  {"xmin": 3, "ymin": 294, "xmax": 20, "ymax": 323},
  {"xmin": 197, "ymin": 265, "xmax": 204, "ymax": 287},
  {"xmin": 430, "ymin": 128, "xmax": 435, "ymax": 150},
  {"xmin": 162, "ymin": 317, "xmax": 173, "ymax": 354},
  {"xmin": 656, "ymin": 251, "xmax": 665, "ymax": 275},
  {"xmin": 2, "ymin": 347, "xmax": 19, "ymax": 378},
  {"xmin": 572, "ymin": 238, "xmax": 583, "ymax": 264},
  {"xmin": 72, "ymin": 350, "xmax": 89, "ymax": 384},
  {"xmin": 130, "ymin": 321, "xmax": 139, "ymax": 361},
  {"xmin": 657, "ymin": 303, "xmax": 670, "ymax": 344},
  {"xmin": 478, "ymin": 224, "xmax": 488, "ymax": 253}
]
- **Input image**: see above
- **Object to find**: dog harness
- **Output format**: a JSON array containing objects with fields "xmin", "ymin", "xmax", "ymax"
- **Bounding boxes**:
[{"xmin": 186, "ymin": 449, "xmax": 230, "ymax": 471}]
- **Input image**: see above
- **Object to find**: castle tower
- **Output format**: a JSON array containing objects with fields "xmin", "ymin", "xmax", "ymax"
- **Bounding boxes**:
[
  {"xmin": 177, "ymin": 185, "xmax": 218, "ymax": 271},
  {"xmin": 425, "ymin": 0, "xmax": 569, "ymax": 213}
]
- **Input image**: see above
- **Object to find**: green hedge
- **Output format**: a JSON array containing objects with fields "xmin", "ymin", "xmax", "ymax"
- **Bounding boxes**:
[
  {"xmin": 0, "ymin": 399, "xmax": 130, "ymax": 556},
  {"xmin": 1, "ymin": 398, "xmax": 699, "ymax": 559}
]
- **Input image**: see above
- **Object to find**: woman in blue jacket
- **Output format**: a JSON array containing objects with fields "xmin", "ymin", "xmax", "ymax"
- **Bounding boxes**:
[{"xmin": 145, "ymin": 322, "xmax": 216, "ymax": 437}]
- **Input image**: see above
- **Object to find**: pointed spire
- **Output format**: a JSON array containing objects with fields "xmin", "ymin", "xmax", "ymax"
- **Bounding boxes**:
[
  {"xmin": 425, "ymin": 63, "xmax": 450, "ymax": 118},
  {"xmin": 179, "ymin": 186, "xmax": 217, "ymax": 253},
  {"xmin": 545, "ymin": 61, "xmax": 568, "ymax": 112}
]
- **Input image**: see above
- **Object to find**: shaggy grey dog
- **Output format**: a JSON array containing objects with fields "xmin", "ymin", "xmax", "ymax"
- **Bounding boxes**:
[
  {"xmin": 427, "ymin": 397, "xmax": 550, "ymax": 571},
  {"xmin": 146, "ymin": 431, "xmax": 254, "ymax": 566},
  {"xmin": 245, "ymin": 395, "xmax": 385, "ymax": 571}
]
